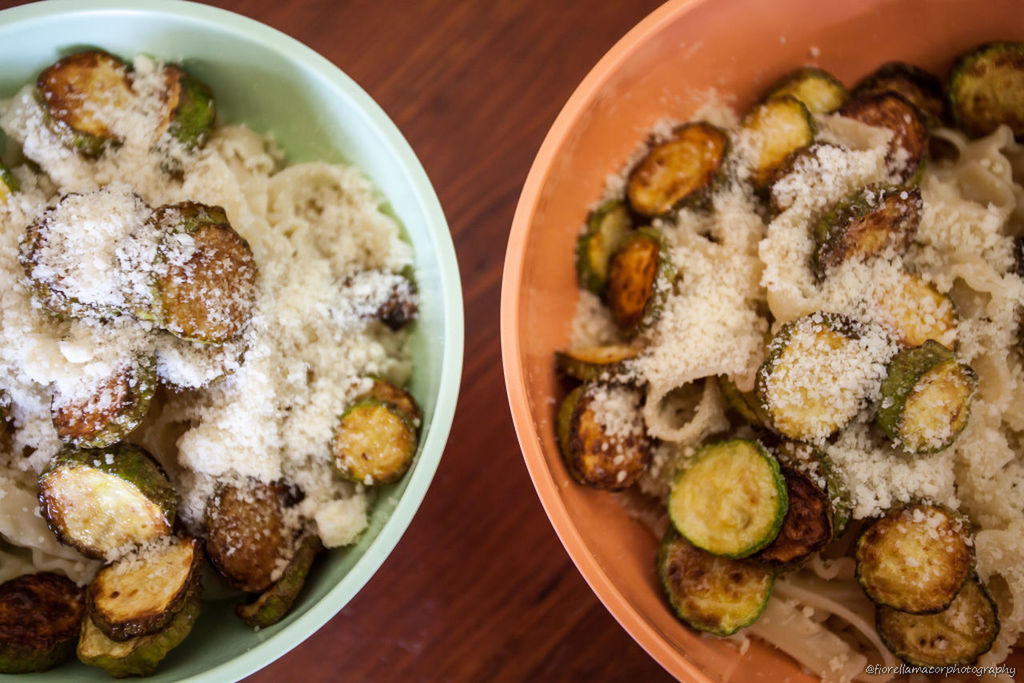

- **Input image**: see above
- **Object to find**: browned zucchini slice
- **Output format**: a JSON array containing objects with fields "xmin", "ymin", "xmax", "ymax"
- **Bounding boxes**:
[
  {"xmin": 331, "ymin": 399, "xmax": 418, "ymax": 485},
  {"xmin": 839, "ymin": 92, "xmax": 928, "ymax": 183},
  {"xmin": 36, "ymin": 49, "xmax": 133, "ymax": 157},
  {"xmin": 774, "ymin": 440, "xmax": 852, "ymax": 536},
  {"xmin": 669, "ymin": 439, "xmax": 787, "ymax": 558},
  {"xmin": 575, "ymin": 199, "xmax": 633, "ymax": 295},
  {"xmin": 375, "ymin": 276, "xmax": 417, "ymax": 330},
  {"xmin": 813, "ymin": 185, "xmax": 921, "ymax": 278},
  {"xmin": 767, "ymin": 142, "xmax": 845, "ymax": 214},
  {"xmin": 50, "ymin": 352, "xmax": 156, "ymax": 449},
  {"xmin": 742, "ymin": 95, "xmax": 815, "ymax": 189},
  {"xmin": 627, "ymin": 122, "xmax": 729, "ymax": 217},
  {"xmin": 236, "ymin": 532, "xmax": 324, "ymax": 629},
  {"xmin": 755, "ymin": 313, "xmax": 873, "ymax": 442},
  {"xmin": 876, "ymin": 341, "xmax": 976, "ymax": 454},
  {"xmin": 877, "ymin": 576, "xmax": 998, "ymax": 666},
  {"xmin": 556, "ymin": 382, "xmax": 650, "ymax": 491},
  {"xmin": 205, "ymin": 483, "xmax": 290, "ymax": 593},
  {"xmin": 657, "ymin": 528, "xmax": 774, "ymax": 636},
  {"xmin": 856, "ymin": 504, "xmax": 972, "ymax": 614},
  {"xmin": 555, "ymin": 344, "xmax": 639, "ymax": 382},
  {"xmin": 765, "ymin": 67, "xmax": 848, "ymax": 114},
  {"xmin": 756, "ymin": 466, "xmax": 831, "ymax": 566},
  {"xmin": 87, "ymin": 536, "xmax": 202, "ymax": 642},
  {"xmin": 949, "ymin": 42, "xmax": 1024, "ymax": 139},
  {"xmin": 873, "ymin": 271, "xmax": 957, "ymax": 348},
  {"xmin": 152, "ymin": 202, "xmax": 257, "ymax": 344},
  {"xmin": 38, "ymin": 445, "xmax": 176, "ymax": 560},
  {"xmin": 0, "ymin": 572, "xmax": 84, "ymax": 673},
  {"xmin": 358, "ymin": 378, "xmax": 421, "ymax": 428},
  {"xmin": 78, "ymin": 586, "xmax": 200, "ymax": 678},
  {"xmin": 160, "ymin": 64, "xmax": 216, "ymax": 150},
  {"xmin": 607, "ymin": 227, "xmax": 674, "ymax": 335},
  {"xmin": 852, "ymin": 61, "xmax": 947, "ymax": 127}
]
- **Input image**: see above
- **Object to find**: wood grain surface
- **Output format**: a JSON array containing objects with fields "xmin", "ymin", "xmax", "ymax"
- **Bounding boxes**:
[{"xmin": 0, "ymin": 0, "xmax": 674, "ymax": 680}]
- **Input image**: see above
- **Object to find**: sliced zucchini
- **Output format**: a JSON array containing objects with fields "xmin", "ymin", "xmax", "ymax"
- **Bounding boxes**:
[
  {"xmin": 575, "ymin": 199, "xmax": 633, "ymax": 295},
  {"xmin": 873, "ymin": 271, "xmax": 957, "ymax": 348},
  {"xmin": 877, "ymin": 576, "xmax": 998, "ymax": 666},
  {"xmin": 78, "ymin": 586, "xmax": 200, "ymax": 678},
  {"xmin": 38, "ymin": 445, "xmax": 176, "ymax": 560},
  {"xmin": 627, "ymin": 122, "xmax": 729, "ymax": 217},
  {"xmin": 555, "ymin": 344, "xmax": 639, "ymax": 382},
  {"xmin": 236, "ymin": 533, "xmax": 324, "ymax": 629},
  {"xmin": 852, "ymin": 61, "xmax": 947, "ymax": 127},
  {"xmin": 765, "ymin": 67, "xmax": 848, "ymax": 114},
  {"xmin": 0, "ymin": 160, "xmax": 19, "ymax": 205},
  {"xmin": 556, "ymin": 382, "xmax": 650, "ymax": 491},
  {"xmin": 856, "ymin": 504, "xmax": 973, "ymax": 614},
  {"xmin": 0, "ymin": 572, "xmax": 84, "ymax": 673},
  {"xmin": 949, "ymin": 42, "xmax": 1024, "ymax": 139},
  {"xmin": 669, "ymin": 439, "xmax": 787, "ymax": 558},
  {"xmin": 657, "ymin": 528, "xmax": 774, "ymax": 636},
  {"xmin": 50, "ymin": 352, "xmax": 156, "ymax": 449},
  {"xmin": 161, "ymin": 64, "xmax": 216, "ymax": 151},
  {"xmin": 331, "ymin": 399, "xmax": 418, "ymax": 485},
  {"xmin": 755, "ymin": 313, "xmax": 870, "ymax": 442},
  {"xmin": 768, "ymin": 142, "xmax": 844, "ymax": 214},
  {"xmin": 876, "ymin": 340, "xmax": 976, "ymax": 454},
  {"xmin": 358, "ymin": 378, "xmax": 421, "ymax": 428},
  {"xmin": 775, "ymin": 440, "xmax": 852, "ymax": 536},
  {"xmin": 718, "ymin": 375, "xmax": 769, "ymax": 428},
  {"xmin": 813, "ymin": 185, "xmax": 921, "ymax": 278},
  {"xmin": 606, "ymin": 227, "xmax": 674, "ymax": 336},
  {"xmin": 838, "ymin": 92, "xmax": 928, "ymax": 183},
  {"xmin": 152, "ymin": 202, "xmax": 258, "ymax": 344},
  {"xmin": 205, "ymin": 483, "xmax": 290, "ymax": 594},
  {"xmin": 755, "ymin": 466, "xmax": 831, "ymax": 566},
  {"xmin": 742, "ymin": 95, "xmax": 815, "ymax": 189},
  {"xmin": 36, "ymin": 49, "xmax": 133, "ymax": 157},
  {"xmin": 375, "ymin": 276, "xmax": 417, "ymax": 331}
]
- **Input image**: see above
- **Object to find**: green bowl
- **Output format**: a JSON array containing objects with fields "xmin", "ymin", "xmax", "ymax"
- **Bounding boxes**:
[{"xmin": 0, "ymin": 1, "xmax": 463, "ymax": 680}]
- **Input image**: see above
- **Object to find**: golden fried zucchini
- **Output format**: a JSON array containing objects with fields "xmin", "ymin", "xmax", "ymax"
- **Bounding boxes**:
[
  {"xmin": 331, "ymin": 399, "xmax": 418, "ymax": 485},
  {"xmin": 756, "ymin": 465, "xmax": 832, "ymax": 566},
  {"xmin": 765, "ymin": 66, "xmax": 848, "ymax": 114},
  {"xmin": 87, "ymin": 536, "xmax": 202, "ymax": 642},
  {"xmin": 50, "ymin": 353, "xmax": 156, "ymax": 449},
  {"xmin": 555, "ymin": 344, "xmax": 639, "ymax": 383},
  {"xmin": 839, "ymin": 92, "xmax": 928, "ymax": 183},
  {"xmin": 575, "ymin": 199, "xmax": 633, "ymax": 295},
  {"xmin": 774, "ymin": 440, "xmax": 853, "ymax": 536},
  {"xmin": 657, "ymin": 528, "xmax": 774, "ymax": 636},
  {"xmin": 606, "ymin": 227, "xmax": 674, "ymax": 336},
  {"xmin": 236, "ymin": 532, "xmax": 324, "ymax": 629},
  {"xmin": 813, "ymin": 185, "xmax": 921, "ymax": 278},
  {"xmin": 669, "ymin": 439, "xmax": 787, "ymax": 558},
  {"xmin": 768, "ymin": 142, "xmax": 845, "ymax": 214},
  {"xmin": 876, "ymin": 341, "xmax": 976, "ymax": 454},
  {"xmin": 358, "ymin": 378, "xmax": 421, "ymax": 428},
  {"xmin": 873, "ymin": 271, "xmax": 957, "ymax": 348},
  {"xmin": 556, "ymin": 382, "xmax": 650, "ymax": 491},
  {"xmin": 205, "ymin": 483, "xmax": 290, "ymax": 594},
  {"xmin": 160, "ymin": 64, "xmax": 216, "ymax": 151},
  {"xmin": 856, "ymin": 504, "xmax": 972, "ymax": 614},
  {"xmin": 949, "ymin": 42, "xmax": 1024, "ymax": 139},
  {"xmin": 742, "ymin": 95, "xmax": 815, "ymax": 189},
  {"xmin": 38, "ymin": 445, "xmax": 176, "ymax": 560},
  {"xmin": 0, "ymin": 572, "xmax": 84, "ymax": 673},
  {"xmin": 36, "ymin": 49, "xmax": 133, "ymax": 157},
  {"xmin": 877, "ymin": 576, "xmax": 998, "ymax": 666},
  {"xmin": 627, "ymin": 122, "xmax": 729, "ymax": 217},
  {"xmin": 853, "ymin": 61, "xmax": 947, "ymax": 127}
]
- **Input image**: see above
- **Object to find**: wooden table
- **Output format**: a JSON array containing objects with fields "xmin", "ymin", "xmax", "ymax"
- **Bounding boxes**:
[{"xmin": 0, "ymin": 0, "xmax": 674, "ymax": 680}]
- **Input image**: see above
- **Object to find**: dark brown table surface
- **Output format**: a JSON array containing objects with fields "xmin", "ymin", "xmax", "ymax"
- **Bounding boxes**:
[{"xmin": 0, "ymin": 0, "xmax": 675, "ymax": 680}]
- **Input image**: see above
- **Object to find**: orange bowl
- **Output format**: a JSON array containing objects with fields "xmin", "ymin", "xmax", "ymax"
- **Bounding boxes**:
[{"xmin": 501, "ymin": 0, "xmax": 1024, "ymax": 679}]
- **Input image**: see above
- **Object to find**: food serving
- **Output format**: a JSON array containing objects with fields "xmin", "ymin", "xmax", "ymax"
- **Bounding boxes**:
[
  {"xmin": 557, "ymin": 41, "xmax": 1024, "ymax": 680},
  {"xmin": 0, "ymin": 47, "xmax": 421, "ymax": 676}
]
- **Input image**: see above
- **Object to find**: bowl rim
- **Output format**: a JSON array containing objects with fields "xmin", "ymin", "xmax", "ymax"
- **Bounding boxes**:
[
  {"xmin": 500, "ymin": 0, "xmax": 712, "ymax": 680},
  {"xmin": 0, "ymin": 1, "xmax": 464, "ymax": 681}
]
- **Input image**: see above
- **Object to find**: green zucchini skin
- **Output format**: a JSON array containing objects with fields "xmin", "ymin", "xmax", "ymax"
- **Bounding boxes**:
[
  {"xmin": 164, "ymin": 65, "xmax": 216, "ymax": 151},
  {"xmin": 949, "ymin": 41, "xmax": 1024, "ymax": 140},
  {"xmin": 606, "ymin": 227, "xmax": 675, "ymax": 337},
  {"xmin": 575, "ymin": 200, "xmax": 633, "ymax": 295},
  {"xmin": 875, "ymin": 340, "xmax": 977, "ymax": 454},
  {"xmin": 764, "ymin": 66, "xmax": 848, "ymax": 114},
  {"xmin": 236, "ymin": 533, "xmax": 324, "ymax": 629},
  {"xmin": 876, "ymin": 576, "xmax": 999, "ymax": 666},
  {"xmin": 38, "ymin": 445, "xmax": 177, "ymax": 560},
  {"xmin": 839, "ymin": 92, "xmax": 928, "ymax": 184},
  {"xmin": 0, "ymin": 572, "xmax": 84, "ymax": 673},
  {"xmin": 743, "ymin": 95, "xmax": 815, "ymax": 189},
  {"xmin": 77, "ymin": 586, "xmax": 201, "ymax": 678},
  {"xmin": 852, "ymin": 61, "xmax": 947, "ymax": 127},
  {"xmin": 669, "ymin": 439, "xmax": 788, "ymax": 558},
  {"xmin": 856, "ymin": 504, "xmax": 973, "ymax": 614},
  {"xmin": 555, "ymin": 344, "xmax": 639, "ymax": 383},
  {"xmin": 657, "ymin": 528, "xmax": 775, "ymax": 636}
]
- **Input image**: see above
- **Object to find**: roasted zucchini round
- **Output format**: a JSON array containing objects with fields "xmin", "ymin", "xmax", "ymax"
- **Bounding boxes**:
[
  {"xmin": 852, "ymin": 61, "xmax": 947, "ymax": 127},
  {"xmin": 718, "ymin": 375, "xmax": 769, "ymax": 428},
  {"xmin": 606, "ymin": 227, "xmax": 674, "ymax": 336},
  {"xmin": 949, "ymin": 41, "xmax": 1024, "ymax": 139},
  {"xmin": 205, "ymin": 482, "xmax": 291, "ymax": 594},
  {"xmin": 236, "ymin": 532, "xmax": 324, "ymax": 629},
  {"xmin": 872, "ymin": 272, "xmax": 957, "ymax": 349},
  {"xmin": 839, "ymin": 92, "xmax": 928, "ymax": 183},
  {"xmin": 160, "ymin": 64, "xmax": 216, "ymax": 151},
  {"xmin": 575, "ymin": 199, "xmax": 633, "ymax": 295},
  {"xmin": 0, "ymin": 572, "xmax": 84, "ymax": 673},
  {"xmin": 358, "ymin": 378, "xmax": 422, "ymax": 429},
  {"xmin": 764, "ymin": 66, "xmax": 848, "ymax": 114},
  {"xmin": 331, "ymin": 398, "xmax": 419, "ymax": 485},
  {"xmin": 555, "ymin": 344, "xmax": 639, "ymax": 383},
  {"xmin": 742, "ymin": 95, "xmax": 815, "ymax": 189},
  {"xmin": 756, "ymin": 465, "xmax": 832, "ymax": 567}
]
